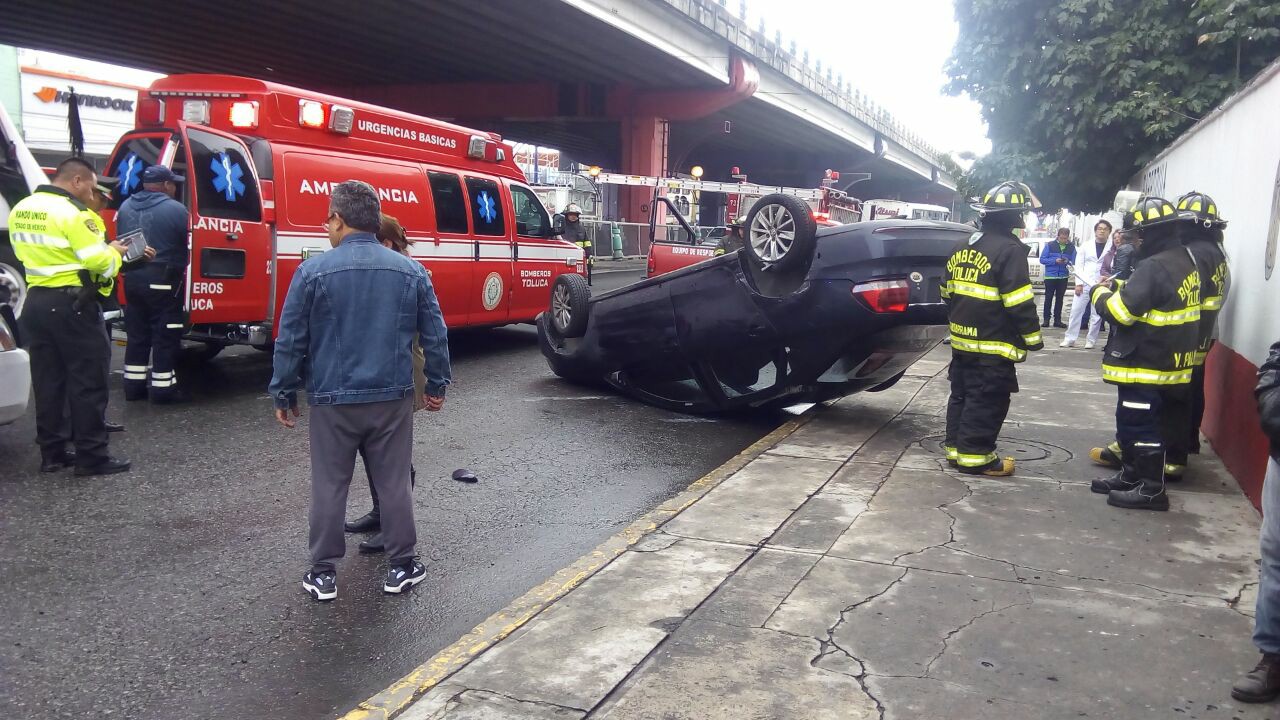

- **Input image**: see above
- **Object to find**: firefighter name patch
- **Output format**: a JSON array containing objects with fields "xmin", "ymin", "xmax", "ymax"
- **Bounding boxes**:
[{"xmin": 482, "ymin": 272, "xmax": 503, "ymax": 311}]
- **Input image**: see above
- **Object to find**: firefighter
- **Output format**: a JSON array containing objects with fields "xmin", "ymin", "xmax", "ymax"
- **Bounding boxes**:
[
  {"xmin": 117, "ymin": 165, "xmax": 191, "ymax": 404},
  {"xmin": 715, "ymin": 217, "xmax": 746, "ymax": 256},
  {"xmin": 942, "ymin": 180, "xmax": 1044, "ymax": 476},
  {"xmin": 1088, "ymin": 196, "xmax": 1202, "ymax": 511},
  {"xmin": 1162, "ymin": 190, "xmax": 1229, "ymax": 479},
  {"xmin": 559, "ymin": 203, "xmax": 592, "ymax": 285},
  {"xmin": 7, "ymin": 157, "xmax": 131, "ymax": 475}
]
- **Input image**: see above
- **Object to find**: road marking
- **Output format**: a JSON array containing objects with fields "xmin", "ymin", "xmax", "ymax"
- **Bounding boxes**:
[
  {"xmin": 520, "ymin": 395, "xmax": 612, "ymax": 402},
  {"xmin": 337, "ymin": 413, "xmax": 813, "ymax": 720}
]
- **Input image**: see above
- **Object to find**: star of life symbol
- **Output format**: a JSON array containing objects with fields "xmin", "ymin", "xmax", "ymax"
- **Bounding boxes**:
[
  {"xmin": 211, "ymin": 152, "xmax": 246, "ymax": 201},
  {"xmin": 117, "ymin": 153, "xmax": 142, "ymax": 196},
  {"xmin": 478, "ymin": 190, "xmax": 497, "ymax": 223}
]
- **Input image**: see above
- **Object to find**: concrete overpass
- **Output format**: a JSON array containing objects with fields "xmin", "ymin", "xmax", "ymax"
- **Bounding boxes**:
[{"xmin": 1, "ymin": 0, "xmax": 957, "ymax": 218}]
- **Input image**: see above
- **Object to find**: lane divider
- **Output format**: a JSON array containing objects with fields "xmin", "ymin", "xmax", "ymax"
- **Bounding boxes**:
[{"xmin": 338, "ymin": 413, "xmax": 814, "ymax": 720}]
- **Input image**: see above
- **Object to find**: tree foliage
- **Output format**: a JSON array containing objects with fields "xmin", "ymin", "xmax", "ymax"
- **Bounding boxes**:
[{"xmin": 947, "ymin": 0, "xmax": 1280, "ymax": 211}]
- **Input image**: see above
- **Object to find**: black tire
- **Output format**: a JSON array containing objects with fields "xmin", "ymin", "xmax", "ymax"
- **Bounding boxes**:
[
  {"xmin": 549, "ymin": 273, "xmax": 590, "ymax": 339},
  {"xmin": 866, "ymin": 370, "xmax": 906, "ymax": 393},
  {"xmin": 0, "ymin": 239, "xmax": 28, "ymax": 319},
  {"xmin": 744, "ymin": 194, "xmax": 818, "ymax": 273},
  {"xmin": 182, "ymin": 342, "xmax": 224, "ymax": 363}
]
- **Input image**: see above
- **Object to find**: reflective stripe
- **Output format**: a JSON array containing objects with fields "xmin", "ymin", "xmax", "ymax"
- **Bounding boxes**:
[
  {"xmin": 150, "ymin": 378, "xmax": 176, "ymax": 388},
  {"xmin": 939, "ymin": 283, "xmax": 952, "ymax": 299},
  {"xmin": 1121, "ymin": 401, "xmax": 1152, "ymax": 410},
  {"xmin": 1190, "ymin": 350, "xmax": 1208, "ymax": 366},
  {"xmin": 949, "ymin": 335, "xmax": 1027, "ymax": 362},
  {"xmin": 1001, "ymin": 284, "xmax": 1034, "ymax": 307},
  {"xmin": 123, "ymin": 372, "xmax": 148, "ymax": 380},
  {"xmin": 1022, "ymin": 331, "xmax": 1043, "ymax": 346},
  {"xmin": 11, "ymin": 232, "xmax": 71, "ymax": 248},
  {"xmin": 1107, "ymin": 441, "xmax": 1122, "ymax": 454},
  {"xmin": 944, "ymin": 445, "xmax": 958, "ymax": 460},
  {"xmin": 165, "ymin": 323, "xmax": 184, "ymax": 329},
  {"xmin": 1135, "ymin": 305, "xmax": 1200, "ymax": 326},
  {"xmin": 1165, "ymin": 464, "xmax": 1185, "ymax": 475},
  {"xmin": 1106, "ymin": 293, "xmax": 1135, "ymax": 325},
  {"xmin": 25, "ymin": 263, "xmax": 84, "ymax": 277},
  {"xmin": 1102, "ymin": 364, "xmax": 1192, "ymax": 385},
  {"xmin": 151, "ymin": 370, "xmax": 175, "ymax": 380},
  {"xmin": 1202, "ymin": 295, "xmax": 1224, "ymax": 311},
  {"xmin": 124, "ymin": 364, "xmax": 148, "ymax": 372},
  {"xmin": 956, "ymin": 450, "xmax": 998, "ymax": 468},
  {"xmin": 947, "ymin": 280, "xmax": 1001, "ymax": 301},
  {"xmin": 150, "ymin": 284, "xmax": 173, "ymax": 290},
  {"xmin": 1133, "ymin": 442, "xmax": 1163, "ymax": 448},
  {"xmin": 74, "ymin": 245, "xmax": 110, "ymax": 261}
]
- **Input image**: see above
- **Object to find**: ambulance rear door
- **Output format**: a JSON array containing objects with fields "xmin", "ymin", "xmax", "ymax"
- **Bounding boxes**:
[
  {"xmin": 177, "ymin": 122, "xmax": 270, "ymax": 324},
  {"xmin": 463, "ymin": 175, "xmax": 513, "ymax": 325}
]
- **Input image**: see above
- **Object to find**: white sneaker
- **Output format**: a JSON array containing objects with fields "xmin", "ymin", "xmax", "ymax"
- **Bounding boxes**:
[
  {"xmin": 1060, "ymin": 339, "xmax": 1075, "ymax": 348},
  {"xmin": 1084, "ymin": 340, "xmax": 1095, "ymax": 349}
]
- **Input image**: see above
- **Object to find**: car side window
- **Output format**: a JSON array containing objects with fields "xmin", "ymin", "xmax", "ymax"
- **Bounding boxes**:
[
  {"xmin": 465, "ymin": 177, "xmax": 505, "ymax": 237},
  {"xmin": 428, "ymin": 171, "xmax": 469, "ymax": 235},
  {"xmin": 510, "ymin": 184, "xmax": 550, "ymax": 238}
]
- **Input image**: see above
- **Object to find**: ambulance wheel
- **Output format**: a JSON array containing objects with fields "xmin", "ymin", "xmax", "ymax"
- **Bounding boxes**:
[
  {"xmin": 744, "ymin": 194, "xmax": 817, "ymax": 273},
  {"xmin": 550, "ymin": 274, "xmax": 590, "ymax": 339},
  {"xmin": 0, "ymin": 243, "xmax": 27, "ymax": 318}
]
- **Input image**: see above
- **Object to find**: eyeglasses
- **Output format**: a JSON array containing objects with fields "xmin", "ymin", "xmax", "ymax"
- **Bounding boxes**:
[{"xmin": 322, "ymin": 211, "xmax": 337, "ymax": 229}]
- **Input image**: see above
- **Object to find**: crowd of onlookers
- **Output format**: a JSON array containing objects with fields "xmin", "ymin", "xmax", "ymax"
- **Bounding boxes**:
[{"xmin": 1037, "ymin": 219, "xmax": 1137, "ymax": 348}]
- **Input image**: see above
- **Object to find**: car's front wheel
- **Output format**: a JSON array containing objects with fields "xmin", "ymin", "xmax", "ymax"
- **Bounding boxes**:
[
  {"xmin": 0, "ymin": 243, "xmax": 27, "ymax": 319},
  {"xmin": 744, "ymin": 194, "xmax": 818, "ymax": 273},
  {"xmin": 549, "ymin": 273, "xmax": 591, "ymax": 338}
]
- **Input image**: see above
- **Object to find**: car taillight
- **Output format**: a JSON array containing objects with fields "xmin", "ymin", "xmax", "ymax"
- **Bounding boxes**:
[{"xmin": 853, "ymin": 279, "xmax": 910, "ymax": 313}]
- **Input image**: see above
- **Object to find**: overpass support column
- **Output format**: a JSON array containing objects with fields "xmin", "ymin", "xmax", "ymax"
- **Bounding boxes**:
[{"xmin": 619, "ymin": 115, "xmax": 669, "ymax": 224}]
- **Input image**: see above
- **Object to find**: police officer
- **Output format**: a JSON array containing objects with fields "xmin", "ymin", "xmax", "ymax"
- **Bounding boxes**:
[
  {"xmin": 1089, "ymin": 196, "xmax": 1202, "ymax": 511},
  {"xmin": 942, "ymin": 181, "xmax": 1044, "ymax": 476},
  {"xmin": 118, "ymin": 165, "xmax": 190, "ymax": 404},
  {"xmin": 715, "ymin": 217, "xmax": 746, "ymax": 256},
  {"xmin": 7, "ymin": 157, "xmax": 130, "ymax": 475},
  {"xmin": 1162, "ymin": 191, "xmax": 1230, "ymax": 479},
  {"xmin": 559, "ymin": 203, "xmax": 592, "ymax": 285}
]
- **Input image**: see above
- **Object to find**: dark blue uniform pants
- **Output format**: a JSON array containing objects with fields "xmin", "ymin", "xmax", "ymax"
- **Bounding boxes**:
[{"xmin": 123, "ymin": 269, "xmax": 184, "ymax": 400}]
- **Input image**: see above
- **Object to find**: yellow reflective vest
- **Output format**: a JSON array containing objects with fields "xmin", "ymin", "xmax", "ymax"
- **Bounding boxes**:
[{"xmin": 7, "ymin": 185, "xmax": 121, "ymax": 296}]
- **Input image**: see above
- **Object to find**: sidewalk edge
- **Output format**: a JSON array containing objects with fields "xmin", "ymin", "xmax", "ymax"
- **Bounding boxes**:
[{"xmin": 338, "ymin": 413, "xmax": 814, "ymax": 720}]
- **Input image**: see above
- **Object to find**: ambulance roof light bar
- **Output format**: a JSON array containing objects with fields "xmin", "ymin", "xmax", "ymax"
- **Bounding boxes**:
[
  {"xmin": 299, "ymin": 100, "xmax": 326, "ymax": 129},
  {"xmin": 182, "ymin": 100, "xmax": 209, "ymax": 124},
  {"xmin": 228, "ymin": 101, "xmax": 259, "ymax": 129}
]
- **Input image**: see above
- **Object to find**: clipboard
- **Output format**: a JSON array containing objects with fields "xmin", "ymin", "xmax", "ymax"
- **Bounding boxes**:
[{"xmin": 118, "ymin": 228, "xmax": 149, "ymax": 263}]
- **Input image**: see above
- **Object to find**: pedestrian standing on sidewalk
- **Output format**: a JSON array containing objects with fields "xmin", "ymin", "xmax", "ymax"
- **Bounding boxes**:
[
  {"xmin": 1039, "ymin": 227, "xmax": 1075, "ymax": 328},
  {"xmin": 1061, "ymin": 219, "xmax": 1113, "ymax": 349},
  {"xmin": 1233, "ymin": 336, "xmax": 1280, "ymax": 703},
  {"xmin": 1087, "ymin": 196, "xmax": 1199, "ymax": 511},
  {"xmin": 345, "ymin": 213, "xmax": 427, "ymax": 555},
  {"xmin": 941, "ymin": 180, "xmax": 1044, "ymax": 477},
  {"xmin": 269, "ymin": 180, "xmax": 451, "ymax": 601}
]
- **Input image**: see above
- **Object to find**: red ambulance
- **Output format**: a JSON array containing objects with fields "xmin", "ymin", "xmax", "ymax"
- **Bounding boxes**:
[{"xmin": 101, "ymin": 75, "xmax": 583, "ymax": 352}]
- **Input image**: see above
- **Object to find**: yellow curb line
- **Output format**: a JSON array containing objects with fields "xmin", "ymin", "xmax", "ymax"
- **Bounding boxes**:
[{"xmin": 337, "ymin": 413, "xmax": 813, "ymax": 720}]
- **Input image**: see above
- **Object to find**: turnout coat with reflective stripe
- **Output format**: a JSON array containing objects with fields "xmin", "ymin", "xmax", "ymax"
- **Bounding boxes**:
[
  {"xmin": 7, "ymin": 185, "xmax": 121, "ymax": 293},
  {"xmin": 1092, "ymin": 244, "xmax": 1201, "ymax": 385},
  {"xmin": 1186, "ymin": 236, "xmax": 1228, "ymax": 365},
  {"xmin": 941, "ymin": 230, "xmax": 1043, "ymax": 362}
]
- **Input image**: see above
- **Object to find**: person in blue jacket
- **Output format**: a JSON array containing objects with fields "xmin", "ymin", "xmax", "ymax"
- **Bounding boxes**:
[{"xmin": 1039, "ymin": 227, "xmax": 1076, "ymax": 328}]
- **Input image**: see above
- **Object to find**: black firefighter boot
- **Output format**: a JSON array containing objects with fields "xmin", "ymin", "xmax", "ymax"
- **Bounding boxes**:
[
  {"xmin": 1090, "ymin": 445, "xmax": 1140, "ymax": 495},
  {"xmin": 1107, "ymin": 449, "xmax": 1170, "ymax": 511}
]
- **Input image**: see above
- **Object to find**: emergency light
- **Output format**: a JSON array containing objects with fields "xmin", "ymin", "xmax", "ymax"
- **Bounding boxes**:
[
  {"xmin": 299, "ymin": 100, "xmax": 326, "ymax": 129},
  {"xmin": 137, "ymin": 97, "xmax": 164, "ymax": 126},
  {"xmin": 466, "ymin": 135, "xmax": 487, "ymax": 160},
  {"xmin": 182, "ymin": 100, "xmax": 210, "ymax": 124},
  {"xmin": 228, "ymin": 101, "xmax": 259, "ymax": 129},
  {"xmin": 329, "ymin": 105, "xmax": 354, "ymax": 135}
]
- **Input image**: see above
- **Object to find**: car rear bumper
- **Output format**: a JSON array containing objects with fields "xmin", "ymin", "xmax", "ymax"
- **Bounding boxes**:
[{"xmin": 0, "ymin": 347, "xmax": 31, "ymax": 424}]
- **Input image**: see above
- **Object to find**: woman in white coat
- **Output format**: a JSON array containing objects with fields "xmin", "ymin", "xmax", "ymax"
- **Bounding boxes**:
[{"xmin": 1061, "ymin": 219, "xmax": 1114, "ymax": 348}]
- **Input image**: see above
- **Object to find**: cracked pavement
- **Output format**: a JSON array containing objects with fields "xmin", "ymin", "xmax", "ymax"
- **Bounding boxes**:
[{"xmin": 400, "ymin": 338, "xmax": 1269, "ymax": 719}]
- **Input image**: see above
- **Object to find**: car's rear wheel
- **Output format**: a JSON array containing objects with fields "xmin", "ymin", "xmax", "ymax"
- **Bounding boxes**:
[
  {"xmin": 744, "ymin": 194, "xmax": 818, "ymax": 273},
  {"xmin": 0, "ymin": 243, "xmax": 27, "ymax": 319},
  {"xmin": 550, "ymin": 273, "xmax": 590, "ymax": 338}
]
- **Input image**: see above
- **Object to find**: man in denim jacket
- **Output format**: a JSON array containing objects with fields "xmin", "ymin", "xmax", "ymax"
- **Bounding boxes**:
[{"xmin": 268, "ymin": 180, "xmax": 450, "ymax": 601}]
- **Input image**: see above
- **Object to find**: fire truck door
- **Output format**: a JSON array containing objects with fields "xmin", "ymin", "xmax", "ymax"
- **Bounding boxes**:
[
  {"xmin": 463, "ymin": 176, "xmax": 513, "ymax": 324},
  {"xmin": 177, "ymin": 122, "xmax": 270, "ymax": 324}
]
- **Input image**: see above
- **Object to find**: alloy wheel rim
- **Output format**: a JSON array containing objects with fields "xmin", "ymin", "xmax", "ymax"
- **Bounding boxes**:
[
  {"xmin": 0, "ymin": 263, "xmax": 25, "ymax": 317},
  {"xmin": 749, "ymin": 205, "xmax": 796, "ymax": 263},
  {"xmin": 552, "ymin": 284, "xmax": 572, "ymax": 330}
]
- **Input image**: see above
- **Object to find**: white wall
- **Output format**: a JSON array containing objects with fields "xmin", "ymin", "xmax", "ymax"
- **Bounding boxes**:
[{"xmin": 1131, "ymin": 60, "xmax": 1280, "ymax": 367}]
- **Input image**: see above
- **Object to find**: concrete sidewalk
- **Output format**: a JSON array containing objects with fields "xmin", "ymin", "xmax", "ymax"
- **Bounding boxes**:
[{"xmin": 388, "ymin": 330, "xmax": 1266, "ymax": 720}]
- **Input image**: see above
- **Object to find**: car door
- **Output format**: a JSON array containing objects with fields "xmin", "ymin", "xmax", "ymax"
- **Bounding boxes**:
[
  {"xmin": 507, "ymin": 180, "xmax": 570, "ymax": 321},
  {"xmin": 178, "ymin": 122, "xmax": 270, "ymax": 324}
]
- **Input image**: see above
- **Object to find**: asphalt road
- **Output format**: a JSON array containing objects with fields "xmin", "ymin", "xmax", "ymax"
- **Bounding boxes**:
[{"xmin": 0, "ymin": 268, "xmax": 780, "ymax": 720}]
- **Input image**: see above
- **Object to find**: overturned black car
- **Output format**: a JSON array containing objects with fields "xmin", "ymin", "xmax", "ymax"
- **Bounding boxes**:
[{"xmin": 537, "ymin": 194, "xmax": 971, "ymax": 413}]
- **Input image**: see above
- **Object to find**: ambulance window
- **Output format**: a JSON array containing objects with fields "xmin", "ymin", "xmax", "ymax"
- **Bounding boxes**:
[
  {"xmin": 465, "ymin": 177, "xmax": 505, "ymax": 237},
  {"xmin": 107, "ymin": 135, "xmax": 167, "ymax": 210},
  {"xmin": 428, "ymin": 172, "xmax": 468, "ymax": 234},
  {"xmin": 510, "ymin": 185, "xmax": 551, "ymax": 238},
  {"xmin": 186, "ymin": 127, "xmax": 261, "ymax": 222}
]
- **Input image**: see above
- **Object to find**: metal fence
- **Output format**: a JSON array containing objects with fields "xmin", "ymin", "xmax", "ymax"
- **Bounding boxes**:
[{"xmin": 576, "ymin": 220, "xmax": 723, "ymax": 258}]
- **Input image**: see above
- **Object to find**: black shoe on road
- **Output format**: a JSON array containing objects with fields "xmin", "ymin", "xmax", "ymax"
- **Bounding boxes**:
[
  {"xmin": 73, "ymin": 456, "xmax": 131, "ymax": 476},
  {"xmin": 358, "ymin": 533, "xmax": 385, "ymax": 554},
  {"xmin": 1234, "ymin": 653, "xmax": 1280, "ymax": 703},
  {"xmin": 1041, "ymin": 319, "xmax": 1050, "ymax": 327},
  {"xmin": 105, "ymin": 420, "xmax": 125, "ymax": 433},
  {"xmin": 1106, "ymin": 486, "xmax": 1169, "ymax": 511},
  {"xmin": 1090, "ymin": 471, "xmax": 1138, "ymax": 495},
  {"xmin": 40, "ymin": 450, "xmax": 77, "ymax": 473},
  {"xmin": 1053, "ymin": 322, "xmax": 1068, "ymax": 329},
  {"xmin": 345, "ymin": 511, "xmax": 380, "ymax": 533},
  {"xmin": 303, "ymin": 570, "xmax": 337, "ymax": 601},
  {"xmin": 384, "ymin": 560, "xmax": 426, "ymax": 594}
]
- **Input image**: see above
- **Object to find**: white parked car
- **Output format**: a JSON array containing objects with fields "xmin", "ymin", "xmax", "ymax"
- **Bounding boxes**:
[
  {"xmin": 0, "ymin": 100, "xmax": 43, "ymax": 424},
  {"xmin": 1024, "ymin": 240, "xmax": 1045, "ymax": 286}
]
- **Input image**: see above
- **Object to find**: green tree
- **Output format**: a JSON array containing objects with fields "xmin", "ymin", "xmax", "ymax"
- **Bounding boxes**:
[{"xmin": 947, "ymin": 0, "xmax": 1280, "ymax": 211}]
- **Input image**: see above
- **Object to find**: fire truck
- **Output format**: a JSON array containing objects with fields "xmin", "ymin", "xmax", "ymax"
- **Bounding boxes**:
[{"xmin": 100, "ymin": 75, "xmax": 583, "ymax": 354}]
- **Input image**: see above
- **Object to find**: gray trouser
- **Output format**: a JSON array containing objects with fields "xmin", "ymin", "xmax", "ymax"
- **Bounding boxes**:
[{"xmin": 309, "ymin": 396, "xmax": 416, "ymax": 571}]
